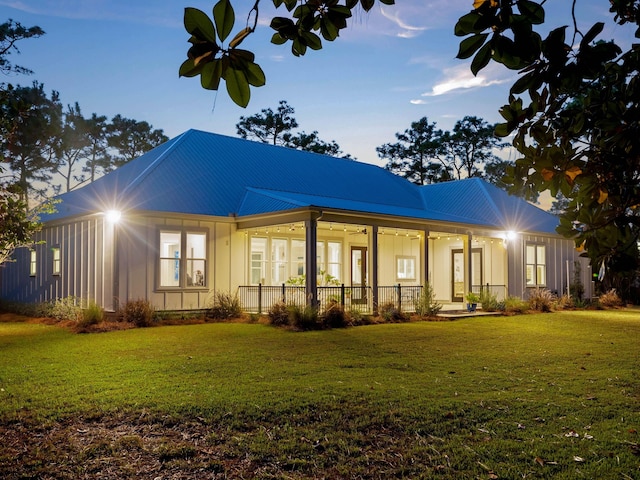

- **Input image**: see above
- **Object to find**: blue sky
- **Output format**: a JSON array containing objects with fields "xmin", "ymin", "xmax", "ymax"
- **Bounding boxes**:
[{"xmin": 0, "ymin": 1, "xmax": 630, "ymax": 168}]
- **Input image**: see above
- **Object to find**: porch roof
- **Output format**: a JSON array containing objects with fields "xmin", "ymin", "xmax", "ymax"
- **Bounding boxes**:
[{"xmin": 44, "ymin": 129, "xmax": 560, "ymax": 235}]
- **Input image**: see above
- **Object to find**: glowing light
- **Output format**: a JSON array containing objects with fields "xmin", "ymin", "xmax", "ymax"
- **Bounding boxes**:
[
  {"xmin": 105, "ymin": 210, "xmax": 121, "ymax": 223},
  {"xmin": 505, "ymin": 230, "xmax": 517, "ymax": 241}
]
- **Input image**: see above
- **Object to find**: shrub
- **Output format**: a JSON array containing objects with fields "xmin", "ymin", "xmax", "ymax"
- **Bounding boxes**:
[
  {"xmin": 267, "ymin": 301, "xmax": 290, "ymax": 327},
  {"xmin": 322, "ymin": 300, "xmax": 347, "ymax": 329},
  {"xmin": 414, "ymin": 283, "xmax": 442, "ymax": 317},
  {"xmin": 121, "ymin": 299, "xmax": 156, "ymax": 327},
  {"xmin": 378, "ymin": 302, "xmax": 407, "ymax": 323},
  {"xmin": 528, "ymin": 288, "xmax": 556, "ymax": 312},
  {"xmin": 569, "ymin": 261, "xmax": 585, "ymax": 301},
  {"xmin": 208, "ymin": 291, "xmax": 242, "ymax": 320},
  {"xmin": 48, "ymin": 296, "xmax": 83, "ymax": 322},
  {"xmin": 288, "ymin": 304, "xmax": 322, "ymax": 331},
  {"xmin": 78, "ymin": 301, "xmax": 104, "ymax": 328},
  {"xmin": 598, "ymin": 289, "xmax": 624, "ymax": 308},
  {"xmin": 554, "ymin": 294, "xmax": 574, "ymax": 310},
  {"xmin": 503, "ymin": 296, "xmax": 528, "ymax": 314},
  {"xmin": 479, "ymin": 290, "xmax": 499, "ymax": 312}
]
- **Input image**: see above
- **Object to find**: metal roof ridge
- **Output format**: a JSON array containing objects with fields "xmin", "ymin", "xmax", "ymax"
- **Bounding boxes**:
[
  {"xmin": 120, "ymin": 130, "xmax": 192, "ymax": 197},
  {"xmin": 473, "ymin": 178, "xmax": 508, "ymax": 226},
  {"xmin": 242, "ymin": 187, "xmax": 309, "ymax": 207}
]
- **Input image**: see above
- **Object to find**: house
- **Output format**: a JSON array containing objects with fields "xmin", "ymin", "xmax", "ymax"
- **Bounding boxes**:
[{"xmin": 0, "ymin": 129, "xmax": 592, "ymax": 312}]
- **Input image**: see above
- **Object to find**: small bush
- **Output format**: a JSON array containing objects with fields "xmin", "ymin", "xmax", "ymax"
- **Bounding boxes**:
[
  {"xmin": 48, "ymin": 296, "xmax": 83, "ymax": 322},
  {"xmin": 322, "ymin": 301, "xmax": 347, "ymax": 329},
  {"xmin": 289, "ymin": 304, "xmax": 322, "ymax": 331},
  {"xmin": 479, "ymin": 290, "xmax": 499, "ymax": 312},
  {"xmin": 378, "ymin": 302, "xmax": 407, "ymax": 323},
  {"xmin": 79, "ymin": 301, "xmax": 104, "ymax": 328},
  {"xmin": 268, "ymin": 301, "xmax": 290, "ymax": 327},
  {"xmin": 554, "ymin": 294, "xmax": 574, "ymax": 310},
  {"xmin": 528, "ymin": 288, "xmax": 556, "ymax": 312},
  {"xmin": 414, "ymin": 283, "xmax": 442, "ymax": 317},
  {"xmin": 121, "ymin": 299, "xmax": 156, "ymax": 327},
  {"xmin": 598, "ymin": 289, "xmax": 624, "ymax": 308},
  {"xmin": 504, "ymin": 296, "xmax": 528, "ymax": 314},
  {"xmin": 208, "ymin": 291, "xmax": 242, "ymax": 320}
]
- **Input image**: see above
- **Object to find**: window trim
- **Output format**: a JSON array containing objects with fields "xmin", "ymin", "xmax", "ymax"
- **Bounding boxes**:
[
  {"xmin": 51, "ymin": 246, "xmax": 61, "ymax": 276},
  {"xmin": 29, "ymin": 249, "xmax": 37, "ymax": 277},
  {"xmin": 525, "ymin": 243, "xmax": 546, "ymax": 287},
  {"xmin": 157, "ymin": 228, "xmax": 208, "ymax": 290},
  {"xmin": 396, "ymin": 255, "xmax": 416, "ymax": 281}
]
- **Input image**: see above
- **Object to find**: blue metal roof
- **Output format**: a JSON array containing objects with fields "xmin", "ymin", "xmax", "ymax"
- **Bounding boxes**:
[{"xmin": 44, "ymin": 129, "xmax": 560, "ymax": 235}]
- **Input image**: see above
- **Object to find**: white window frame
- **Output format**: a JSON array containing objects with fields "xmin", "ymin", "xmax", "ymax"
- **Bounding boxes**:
[
  {"xmin": 158, "ymin": 229, "xmax": 208, "ymax": 289},
  {"xmin": 52, "ymin": 246, "xmax": 61, "ymax": 276},
  {"xmin": 396, "ymin": 255, "xmax": 416, "ymax": 281},
  {"xmin": 526, "ymin": 243, "xmax": 546, "ymax": 287},
  {"xmin": 29, "ymin": 249, "xmax": 37, "ymax": 277}
]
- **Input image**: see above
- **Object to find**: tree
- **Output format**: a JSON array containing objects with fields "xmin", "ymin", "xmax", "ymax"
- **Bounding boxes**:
[
  {"xmin": 484, "ymin": 158, "xmax": 514, "ymax": 192},
  {"xmin": 236, "ymin": 100, "xmax": 298, "ymax": 145},
  {"xmin": 0, "ymin": 81, "xmax": 63, "ymax": 208},
  {"xmin": 236, "ymin": 100, "xmax": 351, "ymax": 157},
  {"xmin": 54, "ymin": 103, "xmax": 90, "ymax": 192},
  {"xmin": 106, "ymin": 114, "xmax": 168, "ymax": 170},
  {"xmin": 0, "ymin": 19, "xmax": 44, "ymax": 75},
  {"xmin": 440, "ymin": 116, "xmax": 506, "ymax": 180},
  {"xmin": 82, "ymin": 113, "xmax": 110, "ymax": 183},
  {"xmin": 376, "ymin": 117, "xmax": 450, "ymax": 185},
  {"xmin": 454, "ymin": 0, "xmax": 640, "ymax": 297}
]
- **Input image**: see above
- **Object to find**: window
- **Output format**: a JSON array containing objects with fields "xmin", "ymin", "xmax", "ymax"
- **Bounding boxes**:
[
  {"xmin": 52, "ymin": 247, "xmax": 61, "ymax": 276},
  {"xmin": 251, "ymin": 237, "xmax": 267, "ymax": 285},
  {"xmin": 291, "ymin": 239, "xmax": 305, "ymax": 278},
  {"xmin": 396, "ymin": 255, "xmax": 416, "ymax": 281},
  {"xmin": 526, "ymin": 244, "xmax": 546, "ymax": 286},
  {"xmin": 29, "ymin": 250, "xmax": 37, "ymax": 276},
  {"xmin": 327, "ymin": 242, "xmax": 342, "ymax": 282},
  {"xmin": 271, "ymin": 238, "xmax": 287, "ymax": 284},
  {"xmin": 159, "ymin": 230, "xmax": 207, "ymax": 288}
]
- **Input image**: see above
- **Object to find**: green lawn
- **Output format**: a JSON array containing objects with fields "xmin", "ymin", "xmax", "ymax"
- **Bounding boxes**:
[{"xmin": 1, "ymin": 309, "xmax": 639, "ymax": 478}]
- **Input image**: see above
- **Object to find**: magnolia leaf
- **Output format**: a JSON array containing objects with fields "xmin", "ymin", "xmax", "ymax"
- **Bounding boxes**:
[
  {"xmin": 213, "ymin": 0, "xmax": 235, "ymax": 43},
  {"xmin": 541, "ymin": 168, "xmax": 555, "ymax": 181},
  {"xmin": 179, "ymin": 58, "xmax": 203, "ymax": 78},
  {"xmin": 229, "ymin": 27, "xmax": 252, "ymax": 48},
  {"xmin": 457, "ymin": 33, "xmax": 489, "ymax": 59},
  {"xmin": 564, "ymin": 166, "xmax": 582, "ymax": 184},
  {"xmin": 184, "ymin": 7, "xmax": 217, "ymax": 44},
  {"xmin": 471, "ymin": 41, "xmax": 493, "ymax": 76},
  {"xmin": 245, "ymin": 62, "xmax": 266, "ymax": 87},
  {"xmin": 518, "ymin": 0, "xmax": 545, "ymax": 25},
  {"xmin": 455, "ymin": 12, "xmax": 482, "ymax": 37},
  {"xmin": 473, "ymin": 0, "xmax": 497, "ymax": 8},
  {"xmin": 598, "ymin": 189, "xmax": 608, "ymax": 204},
  {"xmin": 225, "ymin": 67, "xmax": 250, "ymax": 107},
  {"xmin": 200, "ymin": 59, "xmax": 223, "ymax": 90}
]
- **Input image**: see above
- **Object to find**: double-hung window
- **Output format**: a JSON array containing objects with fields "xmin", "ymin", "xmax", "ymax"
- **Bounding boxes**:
[
  {"xmin": 526, "ymin": 244, "xmax": 546, "ymax": 286},
  {"xmin": 159, "ymin": 230, "xmax": 207, "ymax": 288},
  {"xmin": 29, "ymin": 250, "xmax": 37, "ymax": 277},
  {"xmin": 52, "ymin": 247, "xmax": 61, "ymax": 276}
]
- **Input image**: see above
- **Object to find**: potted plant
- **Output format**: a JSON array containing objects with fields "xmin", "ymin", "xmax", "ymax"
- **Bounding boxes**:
[{"xmin": 465, "ymin": 292, "xmax": 480, "ymax": 312}]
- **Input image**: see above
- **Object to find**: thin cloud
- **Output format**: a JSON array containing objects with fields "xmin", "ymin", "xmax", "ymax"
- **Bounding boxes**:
[
  {"xmin": 419, "ymin": 64, "xmax": 512, "ymax": 97},
  {"xmin": 379, "ymin": 5, "xmax": 428, "ymax": 38}
]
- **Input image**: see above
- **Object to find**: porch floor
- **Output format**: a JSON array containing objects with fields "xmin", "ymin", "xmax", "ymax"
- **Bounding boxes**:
[{"xmin": 436, "ymin": 304, "xmax": 503, "ymax": 319}]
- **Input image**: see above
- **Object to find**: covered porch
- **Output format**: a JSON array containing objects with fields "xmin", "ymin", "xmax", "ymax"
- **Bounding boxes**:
[{"xmin": 236, "ymin": 210, "xmax": 511, "ymax": 314}]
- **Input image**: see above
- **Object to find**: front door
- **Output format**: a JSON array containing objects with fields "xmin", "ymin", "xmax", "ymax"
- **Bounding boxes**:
[
  {"xmin": 351, "ymin": 246, "xmax": 367, "ymax": 304},
  {"xmin": 451, "ymin": 248, "xmax": 483, "ymax": 302}
]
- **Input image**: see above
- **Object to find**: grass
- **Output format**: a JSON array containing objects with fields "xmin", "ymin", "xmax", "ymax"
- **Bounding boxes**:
[{"xmin": 0, "ymin": 309, "xmax": 639, "ymax": 478}]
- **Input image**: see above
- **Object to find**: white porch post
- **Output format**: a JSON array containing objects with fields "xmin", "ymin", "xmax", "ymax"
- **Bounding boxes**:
[
  {"xmin": 464, "ymin": 232, "xmax": 472, "ymax": 296},
  {"xmin": 305, "ymin": 217, "xmax": 318, "ymax": 308},
  {"xmin": 422, "ymin": 229, "xmax": 430, "ymax": 285},
  {"xmin": 371, "ymin": 225, "xmax": 379, "ymax": 314}
]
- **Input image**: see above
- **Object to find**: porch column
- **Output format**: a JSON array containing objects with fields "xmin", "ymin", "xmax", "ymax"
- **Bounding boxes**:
[
  {"xmin": 305, "ymin": 217, "xmax": 318, "ymax": 308},
  {"xmin": 464, "ymin": 232, "xmax": 472, "ymax": 296},
  {"xmin": 371, "ymin": 225, "xmax": 379, "ymax": 314},
  {"xmin": 422, "ymin": 229, "xmax": 429, "ymax": 284}
]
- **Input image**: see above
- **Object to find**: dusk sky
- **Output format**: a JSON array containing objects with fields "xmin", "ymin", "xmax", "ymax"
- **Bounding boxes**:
[{"xmin": 0, "ymin": 1, "xmax": 632, "ymax": 168}]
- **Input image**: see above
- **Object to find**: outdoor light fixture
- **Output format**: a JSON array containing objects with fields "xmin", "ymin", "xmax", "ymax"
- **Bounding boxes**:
[
  {"xmin": 505, "ymin": 230, "xmax": 517, "ymax": 241},
  {"xmin": 105, "ymin": 210, "xmax": 121, "ymax": 223}
]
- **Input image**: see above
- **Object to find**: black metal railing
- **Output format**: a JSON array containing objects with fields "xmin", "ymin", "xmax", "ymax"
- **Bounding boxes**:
[{"xmin": 238, "ymin": 283, "xmax": 427, "ymax": 314}]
